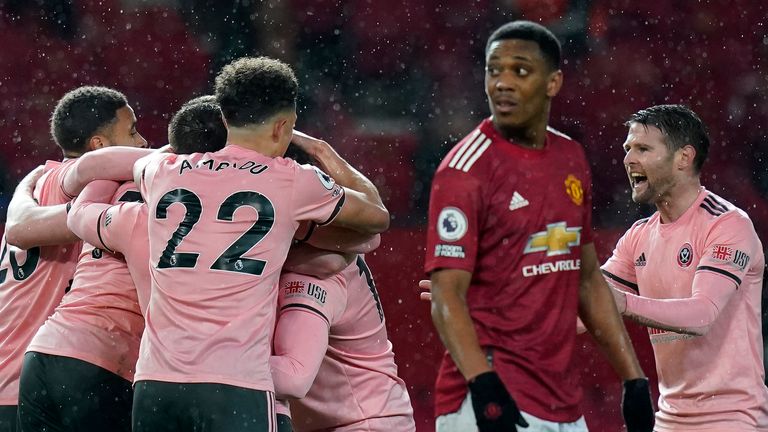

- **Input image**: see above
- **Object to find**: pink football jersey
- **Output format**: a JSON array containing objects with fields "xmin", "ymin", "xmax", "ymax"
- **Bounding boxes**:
[
  {"xmin": 277, "ymin": 256, "xmax": 415, "ymax": 431},
  {"xmin": 0, "ymin": 160, "xmax": 81, "ymax": 404},
  {"xmin": 602, "ymin": 188, "xmax": 768, "ymax": 431},
  {"xmin": 137, "ymin": 145, "xmax": 345, "ymax": 391},
  {"xmin": 28, "ymin": 182, "xmax": 147, "ymax": 381}
]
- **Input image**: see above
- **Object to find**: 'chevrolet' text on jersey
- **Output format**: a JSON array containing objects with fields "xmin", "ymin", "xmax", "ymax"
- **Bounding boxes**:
[
  {"xmin": 0, "ymin": 160, "xmax": 81, "ymax": 405},
  {"xmin": 425, "ymin": 118, "xmax": 593, "ymax": 422},
  {"xmin": 602, "ymin": 188, "xmax": 768, "ymax": 431},
  {"xmin": 137, "ymin": 145, "xmax": 345, "ymax": 391}
]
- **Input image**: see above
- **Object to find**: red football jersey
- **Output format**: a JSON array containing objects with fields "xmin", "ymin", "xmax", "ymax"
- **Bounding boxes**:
[{"xmin": 425, "ymin": 118, "xmax": 593, "ymax": 422}]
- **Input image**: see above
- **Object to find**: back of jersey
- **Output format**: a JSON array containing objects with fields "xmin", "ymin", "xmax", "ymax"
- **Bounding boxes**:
[
  {"xmin": 137, "ymin": 145, "xmax": 344, "ymax": 392},
  {"xmin": 292, "ymin": 256, "xmax": 415, "ymax": 431},
  {"xmin": 0, "ymin": 160, "xmax": 82, "ymax": 405}
]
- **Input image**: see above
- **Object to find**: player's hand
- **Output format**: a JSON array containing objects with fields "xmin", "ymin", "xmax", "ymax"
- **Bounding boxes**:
[
  {"xmin": 419, "ymin": 279, "xmax": 431, "ymax": 301},
  {"xmin": 621, "ymin": 378, "xmax": 655, "ymax": 432},
  {"xmin": 16, "ymin": 165, "xmax": 45, "ymax": 197},
  {"xmin": 292, "ymin": 130, "xmax": 328, "ymax": 157},
  {"xmin": 468, "ymin": 371, "xmax": 529, "ymax": 431}
]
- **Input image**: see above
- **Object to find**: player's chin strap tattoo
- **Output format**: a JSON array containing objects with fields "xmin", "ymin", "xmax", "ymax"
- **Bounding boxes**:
[
  {"xmin": 621, "ymin": 378, "xmax": 655, "ymax": 432},
  {"xmin": 468, "ymin": 371, "xmax": 529, "ymax": 431}
]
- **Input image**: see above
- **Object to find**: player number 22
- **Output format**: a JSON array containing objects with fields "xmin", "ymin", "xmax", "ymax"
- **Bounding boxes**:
[{"xmin": 155, "ymin": 188, "xmax": 275, "ymax": 276}]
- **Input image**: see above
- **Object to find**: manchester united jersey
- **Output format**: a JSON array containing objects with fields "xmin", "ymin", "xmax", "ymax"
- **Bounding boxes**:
[{"xmin": 425, "ymin": 118, "xmax": 593, "ymax": 422}]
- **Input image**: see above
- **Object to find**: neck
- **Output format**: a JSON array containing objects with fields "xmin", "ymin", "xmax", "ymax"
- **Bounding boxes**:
[
  {"xmin": 494, "ymin": 109, "xmax": 549, "ymax": 149},
  {"xmin": 226, "ymin": 126, "xmax": 283, "ymax": 157},
  {"xmin": 655, "ymin": 177, "xmax": 702, "ymax": 223}
]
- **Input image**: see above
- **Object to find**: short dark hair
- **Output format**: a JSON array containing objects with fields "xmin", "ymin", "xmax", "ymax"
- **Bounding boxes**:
[
  {"xmin": 214, "ymin": 57, "xmax": 298, "ymax": 127},
  {"xmin": 182, "ymin": 95, "xmax": 218, "ymax": 108},
  {"xmin": 485, "ymin": 21, "xmax": 561, "ymax": 70},
  {"xmin": 50, "ymin": 86, "xmax": 128, "ymax": 153},
  {"xmin": 168, "ymin": 102, "xmax": 227, "ymax": 154},
  {"xmin": 626, "ymin": 104, "xmax": 710, "ymax": 172}
]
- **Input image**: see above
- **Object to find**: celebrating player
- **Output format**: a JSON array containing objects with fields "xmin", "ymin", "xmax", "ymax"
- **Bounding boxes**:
[{"xmin": 602, "ymin": 104, "xmax": 768, "ymax": 430}]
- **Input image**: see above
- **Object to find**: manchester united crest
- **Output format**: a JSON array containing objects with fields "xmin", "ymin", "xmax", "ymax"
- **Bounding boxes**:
[{"xmin": 564, "ymin": 175, "xmax": 583, "ymax": 206}]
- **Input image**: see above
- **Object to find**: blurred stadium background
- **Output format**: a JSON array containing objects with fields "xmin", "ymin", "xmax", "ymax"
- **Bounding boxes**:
[{"xmin": 0, "ymin": 0, "xmax": 766, "ymax": 430}]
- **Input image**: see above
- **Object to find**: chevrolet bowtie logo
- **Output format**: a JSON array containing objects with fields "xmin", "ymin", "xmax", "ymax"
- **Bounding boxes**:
[{"xmin": 524, "ymin": 222, "xmax": 582, "ymax": 256}]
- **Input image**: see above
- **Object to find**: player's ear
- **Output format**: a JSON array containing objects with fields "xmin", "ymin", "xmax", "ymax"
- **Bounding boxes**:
[
  {"xmin": 546, "ymin": 69, "xmax": 563, "ymax": 98},
  {"xmin": 677, "ymin": 145, "xmax": 696, "ymax": 171},
  {"xmin": 272, "ymin": 117, "xmax": 289, "ymax": 143},
  {"xmin": 87, "ymin": 135, "xmax": 106, "ymax": 151}
]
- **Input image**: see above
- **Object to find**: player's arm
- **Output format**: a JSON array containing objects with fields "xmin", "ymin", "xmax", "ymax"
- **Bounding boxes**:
[
  {"xmin": 579, "ymin": 243, "xmax": 654, "ymax": 431},
  {"xmin": 579, "ymin": 243, "xmax": 644, "ymax": 377},
  {"xmin": 291, "ymin": 131, "xmax": 389, "ymax": 234},
  {"xmin": 269, "ymin": 309, "xmax": 330, "ymax": 399},
  {"xmin": 283, "ymin": 243, "xmax": 355, "ymax": 279},
  {"xmin": 303, "ymin": 224, "xmax": 381, "ymax": 254},
  {"xmin": 430, "ymin": 269, "xmax": 490, "ymax": 379},
  {"xmin": 5, "ymin": 166, "xmax": 79, "ymax": 249},
  {"xmin": 66, "ymin": 180, "xmax": 122, "ymax": 250},
  {"xmin": 612, "ymin": 272, "xmax": 736, "ymax": 336},
  {"xmin": 62, "ymin": 146, "xmax": 154, "ymax": 197}
]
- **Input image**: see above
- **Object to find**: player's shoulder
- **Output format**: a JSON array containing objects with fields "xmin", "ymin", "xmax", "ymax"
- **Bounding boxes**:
[
  {"xmin": 622, "ymin": 214, "xmax": 656, "ymax": 240},
  {"xmin": 696, "ymin": 190, "xmax": 741, "ymax": 220},
  {"xmin": 546, "ymin": 126, "xmax": 586, "ymax": 155},
  {"xmin": 437, "ymin": 119, "xmax": 495, "ymax": 176},
  {"xmin": 696, "ymin": 191, "xmax": 756, "ymax": 233}
]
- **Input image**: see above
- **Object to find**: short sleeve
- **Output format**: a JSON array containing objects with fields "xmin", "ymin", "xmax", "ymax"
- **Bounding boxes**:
[
  {"xmin": 291, "ymin": 164, "xmax": 345, "ymax": 225},
  {"xmin": 137, "ymin": 153, "xmax": 170, "ymax": 201},
  {"xmin": 696, "ymin": 212, "xmax": 761, "ymax": 289},
  {"xmin": 36, "ymin": 160, "xmax": 77, "ymax": 205},
  {"xmin": 98, "ymin": 202, "xmax": 145, "ymax": 254},
  {"xmin": 277, "ymin": 271, "xmax": 346, "ymax": 326},
  {"xmin": 424, "ymin": 168, "xmax": 482, "ymax": 274},
  {"xmin": 601, "ymin": 228, "xmax": 639, "ymax": 293}
]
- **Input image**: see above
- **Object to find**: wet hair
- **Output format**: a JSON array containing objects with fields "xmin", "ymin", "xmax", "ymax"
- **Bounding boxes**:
[
  {"xmin": 181, "ymin": 94, "xmax": 218, "ymax": 108},
  {"xmin": 214, "ymin": 56, "xmax": 298, "ymax": 127},
  {"xmin": 485, "ymin": 21, "xmax": 561, "ymax": 70},
  {"xmin": 626, "ymin": 104, "xmax": 710, "ymax": 173},
  {"xmin": 50, "ymin": 86, "xmax": 127, "ymax": 153},
  {"xmin": 168, "ymin": 101, "xmax": 227, "ymax": 154}
]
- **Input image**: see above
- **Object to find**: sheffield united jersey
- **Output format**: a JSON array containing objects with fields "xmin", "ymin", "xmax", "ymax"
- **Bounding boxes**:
[
  {"xmin": 602, "ymin": 188, "xmax": 768, "ymax": 431},
  {"xmin": 137, "ymin": 145, "xmax": 345, "ymax": 391},
  {"xmin": 425, "ymin": 118, "xmax": 593, "ymax": 422},
  {"xmin": 28, "ymin": 182, "xmax": 146, "ymax": 381},
  {"xmin": 277, "ymin": 256, "xmax": 415, "ymax": 431},
  {"xmin": 0, "ymin": 160, "xmax": 81, "ymax": 404}
]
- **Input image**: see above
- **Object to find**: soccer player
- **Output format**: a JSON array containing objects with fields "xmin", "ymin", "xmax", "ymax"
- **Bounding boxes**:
[
  {"xmin": 131, "ymin": 57, "xmax": 389, "ymax": 432},
  {"xmin": 0, "ymin": 86, "xmax": 150, "ymax": 431},
  {"xmin": 601, "ymin": 104, "xmax": 768, "ymax": 430},
  {"xmin": 268, "ymin": 134, "xmax": 415, "ymax": 432},
  {"xmin": 424, "ymin": 21, "xmax": 654, "ymax": 431},
  {"xmin": 14, "ymin": 99, "xmax": 226, "ymax": 432}
]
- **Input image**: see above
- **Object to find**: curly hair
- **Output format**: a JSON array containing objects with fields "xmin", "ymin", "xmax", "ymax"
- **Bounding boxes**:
[
  {"xmin": 50, "ymin": 86, "xmax": 128, "ymax": 153},
  {"xmin": 214, "ymin": 57, "xmax": 298, "ymax": 127},
  {"xmin": 168, "ymin": 101, "xmax": 227, "ymax": 155}
]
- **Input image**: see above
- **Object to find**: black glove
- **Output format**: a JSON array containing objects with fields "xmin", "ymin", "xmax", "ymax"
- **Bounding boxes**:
[
  {"xmin": 468, "ymin": 371, "xmax": 529, "ymax": 431},
  {"xmin": 622, "ymin": 378, "xmax": 655, "ymax": 432}
]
